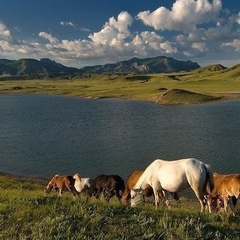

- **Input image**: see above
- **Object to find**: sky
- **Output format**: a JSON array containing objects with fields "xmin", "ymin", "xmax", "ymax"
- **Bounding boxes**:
[{"xmin": 0, "ymin": 0, "xmax": 239, "ymax": 68}]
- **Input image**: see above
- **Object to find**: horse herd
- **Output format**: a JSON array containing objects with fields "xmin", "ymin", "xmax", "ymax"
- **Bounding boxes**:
[{"xmin": 44, "ymin": 158, "xmax": 240, "ymax": 215}]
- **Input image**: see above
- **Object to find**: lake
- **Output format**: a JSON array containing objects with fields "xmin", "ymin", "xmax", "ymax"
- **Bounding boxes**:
[{"xmin": 1, "ymin": 94, "xmax": 240, "ymax": 183}]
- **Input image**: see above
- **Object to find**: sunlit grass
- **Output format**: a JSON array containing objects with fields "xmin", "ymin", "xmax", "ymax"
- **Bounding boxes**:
[
  {"xmin": 0, "ymin": 67, "xmax": 240, "ymax": 104},
  {"xmin": 0, "ymin": 174, "xmax": 240, "ymax": 239}
]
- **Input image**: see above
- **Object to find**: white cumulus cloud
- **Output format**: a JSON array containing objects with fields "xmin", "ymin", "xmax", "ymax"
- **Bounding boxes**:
[
  {"xmin": 39, "ymin": 32, "xmax": 58, "ymax": 44},
  {"xmin": 222, "ymin": 39, "xmax": 240, "ymax": 52},
  {"xmin": 137, "ymin": 0, "xmax": 222, "ymax": 32},
  {"xmin": 191, "ymin": 42, "xmax": 208, "ymax": 52},
  {"xmin": 89, "ymin": 11, "xmax": 133, "ymax": 46},
  {"xmin": 0, "ymin": 22, "xmax": 11, "ymax": 40}
]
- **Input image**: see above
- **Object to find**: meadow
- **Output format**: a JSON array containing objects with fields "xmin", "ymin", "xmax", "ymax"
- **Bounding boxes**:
[
  {"xmin": 0, "ymin": 173, "xmax": 240, "ymax": 240},
  {"xmin": 0, "ymin": 64, "xmax": 240, "ymax": 104}
]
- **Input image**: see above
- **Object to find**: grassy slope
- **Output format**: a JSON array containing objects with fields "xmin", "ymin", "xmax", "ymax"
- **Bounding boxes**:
[
  {"xmin": 0, "ymin": 64, "xmax": 239, "ymax": 104},
  {"xmin": 0, "ymin": 173, "xmax": 240, "ymax": 240}
]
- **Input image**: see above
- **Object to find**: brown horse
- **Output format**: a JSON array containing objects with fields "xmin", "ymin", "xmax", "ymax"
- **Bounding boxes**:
[
  {"xmin": 121, "ymin": 170, "xmax": 154, "ymax": 204},
  {"xmin": 206, "ymin": 173, "xmax": 240, "ymax": 214},
  {"xmin": 44, "ymin": 175, "xmax": 78, "ymax": 196}
]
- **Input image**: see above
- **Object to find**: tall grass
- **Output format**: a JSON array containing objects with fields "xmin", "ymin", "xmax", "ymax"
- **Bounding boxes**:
[{"xmin": 0, "ymin": 174, "xmax": 239, "ymax": 239}]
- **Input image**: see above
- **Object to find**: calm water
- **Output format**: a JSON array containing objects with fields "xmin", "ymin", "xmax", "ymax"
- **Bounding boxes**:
[{"xmin": 1, "ymin": 94, "xmax": 240, "ymax": 182}]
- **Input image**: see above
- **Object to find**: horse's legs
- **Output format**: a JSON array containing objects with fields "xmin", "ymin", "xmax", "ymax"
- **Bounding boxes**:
[
  {"xmin": 58, "ymin": 188, "xmax": 63, "ymax": 196},
  {"xmin": 229, "ymin": 197, "xmax": 236, "ymax": 216},
  {"xmin": 64, "ymin": 184, "xmax": 78, "ymax": 197},
  {"xmin": 152, "ymin": 189, "xmax": 170, "ymax": 209},
  {"xmin": 70, "ymin": 186, "xmax": 79, "ymax": 197},
  {"xmin": 116, "ymin": 190, "xmax": 122, "ymax": 202},
  {"xmin": 153, "ymin": 188, "xmax": 160, "ymax": 209},
  {"xmin": 229, "ymin": 196, "xmax": 239, "ymax": 216},
  {"xmin": 223, "ymin": 197, "xmax": 228, "ymax": 213},
  {"xmin": 191, "ymin": 174, "xmax": 214, "ymax": 213},
  {"xmin": 191, "ymin": 186, "xmax": 205, "ymax": 212},
  {"xmin": 161, "ymin": 191, "xmax": 170, "ymax": 209},
  {"xmin": 199, "ymin": 199, "xmax": 205, "ymax": 212}
]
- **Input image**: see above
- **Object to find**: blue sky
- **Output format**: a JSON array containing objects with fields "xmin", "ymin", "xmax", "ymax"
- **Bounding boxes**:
[{"xmin": 0, "ymin": 0, "xmax": 239, "ymax": 68}]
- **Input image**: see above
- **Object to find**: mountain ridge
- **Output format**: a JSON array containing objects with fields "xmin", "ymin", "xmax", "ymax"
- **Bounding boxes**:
[
  {"xmin": 0, "ymin": 56, "xmax": 200, "ymax": 79},
  {"xmin": 1, "ymin": 56, "xmax": 239, "ymax": 80},
  {"xmin": 81, "ymin": 56, "xmax": 200, "ymax": 74}
]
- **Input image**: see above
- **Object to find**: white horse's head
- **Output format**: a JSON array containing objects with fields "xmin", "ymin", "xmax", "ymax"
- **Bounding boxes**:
[
  {"xmin": 73, "ymin": 173, "xmax": 81, "ymax": 181},
  {"xmin": 130, "ymin": 188, "xmax": 144, "ymax": 207}
]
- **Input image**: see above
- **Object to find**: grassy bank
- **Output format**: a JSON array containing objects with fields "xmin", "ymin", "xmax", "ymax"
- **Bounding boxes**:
[
  {"xmin": 0, "ymin": 67, "xmax": 240, "ymax": 104},
  {"xmin": 0, "ymin": 173, "xmax": 239, "ymax": 239}
]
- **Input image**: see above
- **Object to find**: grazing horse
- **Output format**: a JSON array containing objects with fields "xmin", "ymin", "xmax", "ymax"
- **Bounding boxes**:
[
  {"xmin": 88, "ymin": 174, "xmax": 125, "ymax": 202},
  {"xmin": 206, "ymin": 173, "xmax": 240, "ymax": 215},
  {"xmin": 121, "ymin": 170, "xmax": 179, "ymax": 204},
  {"xmin": 121, "ymin": 170, "xmax": 154, "ymax": 204},
  {"xmin": 44, "ymin": 175, "xmax": 78, "ymax": 196},
  {"xmin": 130, "ymin": 158, "xmax": 214, "ymax": 212},
  {"xmin": 73, "ymin": 173, "xmax": 92, "ymax": 193}
]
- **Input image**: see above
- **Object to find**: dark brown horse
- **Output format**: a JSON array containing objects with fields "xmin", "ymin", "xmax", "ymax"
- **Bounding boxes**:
[
  {"xmin": 88, "ymin": 174, "xmax": 125, "ymax": 201},
  {"xmin": 44, "ymin": 175, "xmax": 78, "ymax": 196}
]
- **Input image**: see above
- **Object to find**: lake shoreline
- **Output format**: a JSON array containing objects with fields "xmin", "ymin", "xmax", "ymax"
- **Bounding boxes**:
[
  {"xmin": 0, "ymin": 76, "xmax": 240, "ymax": 105},
  {"xmin": 1, "ymin": 90, "xmax": 240, "ymax": 105}
]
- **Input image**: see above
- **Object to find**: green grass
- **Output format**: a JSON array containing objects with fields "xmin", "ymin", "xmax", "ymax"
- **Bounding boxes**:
[
  {"xmin": 158, "ymin": 89, "xmax": 219, "ymax": 104},
  {"xmin": 0, "ymin": 173, "xmax": 240, "ymax": 239},
  {"xmin": 0, "ymin": 65, "xmax": 239, "ymax": 104}
]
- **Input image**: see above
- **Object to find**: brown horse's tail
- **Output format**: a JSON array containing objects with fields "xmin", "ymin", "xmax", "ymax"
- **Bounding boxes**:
[{"xmin": 203, "ymin": 164, "xmax": 214, "ymax": 194}]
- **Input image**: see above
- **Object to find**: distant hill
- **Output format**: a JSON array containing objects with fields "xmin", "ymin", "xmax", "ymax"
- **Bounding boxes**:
[
  {"xmin": 0, "ymin": 58, "xmax": 82, "ymax": 79},
  {"xmin": 195, "ymin": 64, "xmax": 227, "ymax": 73},
  {"xmin": 0, "ymin": 56, "xmax": 200, "ymax": 80},
  {"xmin": 221, "ymin": 64, "xmax": 240, "ymax": 78},
  {"xmin": 194, "ymin": 63, "xmax": 240, "ymax": 79},
  {"xmin": 81, "ymin": 56, "xmax": 200, "ymax": 74}
]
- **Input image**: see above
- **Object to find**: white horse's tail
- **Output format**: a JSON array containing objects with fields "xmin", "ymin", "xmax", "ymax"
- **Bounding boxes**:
[{"xmin": 203, "ymin": 164, "xmax": 214, "ymax": 193}]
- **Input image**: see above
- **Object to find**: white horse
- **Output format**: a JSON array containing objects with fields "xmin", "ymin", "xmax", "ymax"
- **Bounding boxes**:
[
  {"xmin": 130, "ymin": 158, "xmax": 214, "ymax": 212},
  {"xmin": 73, "ymin": 173, "xmax": 92, "ymax": 193}
]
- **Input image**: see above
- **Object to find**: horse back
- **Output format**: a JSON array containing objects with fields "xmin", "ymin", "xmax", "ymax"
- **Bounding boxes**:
[
  {"xmin": 54, "ymin": 175, "xmax": 75, "ymax": 189},
  {"xmin": 212, "ymin": 173, "xmax": 240, "ymax": 197}
]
